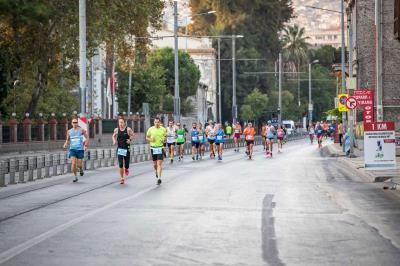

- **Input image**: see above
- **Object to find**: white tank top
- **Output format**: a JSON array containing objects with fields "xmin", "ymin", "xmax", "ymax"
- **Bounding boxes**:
[{"xmin": 166, "ymin": 126, "xmax": 176, "ymax": 143}]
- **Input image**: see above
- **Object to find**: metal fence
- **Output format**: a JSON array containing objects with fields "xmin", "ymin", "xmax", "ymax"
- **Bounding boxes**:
[{"xmin": 0, "ymin": 134, "xmax": 306, "ymax": 187}]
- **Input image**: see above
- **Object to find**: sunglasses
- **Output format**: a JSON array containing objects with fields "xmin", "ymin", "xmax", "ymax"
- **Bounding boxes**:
[{"xmin": 72, "ymin": 121, "xmax": 78, "ymax": 124}]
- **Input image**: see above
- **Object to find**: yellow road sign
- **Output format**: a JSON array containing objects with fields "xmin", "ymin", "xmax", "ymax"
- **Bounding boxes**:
[{"xmin": 338, "ymin": 93, "xmax": 349, "ymax": 112}]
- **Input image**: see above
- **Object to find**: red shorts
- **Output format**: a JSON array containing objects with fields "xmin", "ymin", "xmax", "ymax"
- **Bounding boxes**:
[{"xmin": 234, "ymin": 133, "xmax": 241, "ymax": 139}]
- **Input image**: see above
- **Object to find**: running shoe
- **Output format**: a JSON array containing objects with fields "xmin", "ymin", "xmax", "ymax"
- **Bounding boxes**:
[
  {"xmin": 192, "ymin": 156, "xmax": 195, "ymax": 161},
  {"xmin": 218, "ymin": 155, "xmax": 222, "ymax": 160},
  {"xmin": 73, "ymin": 176, "xmax": 78, "ymax": 182},
  {"xmin": 125, "ymin": 168, "xmax": 129, "ymax": 176},
  {"xmin": 79, "ymin": 167, "xmax": 84, "ymax": 176},
  {"xmin": 196, "ymin": 154, "xmax": 199, "ymax": 160},
  {"xmin": 178, "ymin": 156, "xmax": 181, "ymax": 162},
  {"xmin": 170, "ymin": 158, "xmax": 173, "ymax": 164},
  {"xmin": 157, "ymin": 179, "xmax": 162, "ymax": 185},
  {"xmin": 120, "ymin": 178, "xmax": 125, "ymax": 185}
]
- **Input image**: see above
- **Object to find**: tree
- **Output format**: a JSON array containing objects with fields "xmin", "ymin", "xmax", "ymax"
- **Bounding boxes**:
[
  {"xmin": 240, "ymin": 88, "xmax": 268, "ymax": 121},
  {"xmin": 0, "ymin": 0, "xmax": 165, "ymax": 117},
  {"xmin": 116, "ymin": 64, "xmax": 166, "ymax": 114},
  {"xmin": 147, "ymin": 48, "xmax": 201, "ymax": 99},
  {"xmin": 116, "ymin": 48, "xmax": 200, "ymax": 115},
  {"xmin": 282, "ymin": 24, "xmax": 309, "ymax": 72},
  {"xmin": 309, "ymin": 45, "xmax": 338, "ymax": 68},
  {"xmin": 189, "ymin": 0, "xmax": 294, "ymax": 122}
]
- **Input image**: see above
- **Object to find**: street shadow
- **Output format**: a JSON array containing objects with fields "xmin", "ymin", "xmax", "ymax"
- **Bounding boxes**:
[{"xmin": 261, "ymin": 194, "xmax": 285, "ymax": 266}]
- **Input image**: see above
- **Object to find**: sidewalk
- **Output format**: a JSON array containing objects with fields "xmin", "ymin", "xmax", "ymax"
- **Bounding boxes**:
[{"xmin": 325, "ymin": 142, "xmax": 400, "ymax": 189}]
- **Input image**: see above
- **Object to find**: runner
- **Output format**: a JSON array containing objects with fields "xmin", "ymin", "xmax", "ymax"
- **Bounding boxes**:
[
  {"xmin": 225, "ymin": 123, "xmax": 232, "ymax": 139},
  {"xmin": 215, "ymin": 123, "xmax": 225, "ymax": 160},
  {"xmin": 146, "ymin": 117, "xmax": 167, "ymax": 185},
  {"xmin": 198, "ymin": 123, "xmax": 205, "ymax": 159},
  {"xmin": 233, "ymin": 121, "xmax": 242, "ymax": 152},
  {"xmin": 243, "ymin": 122, "xmax": 255, "ymax": 159},
  {"xmin": 309, "ymin": 124, "xmax": 315, "ymax": 144},
  {"xmin": 176, "ymin": 122, "xmax": 186, "ymax": 161},
  {"xmin": 190, "ymin": 122, "xmax": 200, "ymax": 161},
  {"xmin": 266, "ymin": 121, "xmax": 275, "ymax": 158},
  {"xmin": 63, "ymin": 118, "xmax": 89, "ymax": 182},
  {"xmin": 261, "ymin": 122, "xmax": 267, "ymax": 150},
  {"xmin": 276, "ymin": 124, "xmax": 285, "ymax": 153},
  {"xmin": 205, "ymin": 122, "xmax": 216, "ymax": 159},
  {"xmin": 166, "ymin": 120, "xmax": 177, "ymax": 164},
  {"xmin": 112, "ymin": 117, "xmax": 134, "ymax": 184},
  {"xmin": 322, "ymin": 121, "xmax": 329, "ymax": 139},
  {"xmin": 315, "ymin": 122, "xmax": 324, "ymax": 148}
]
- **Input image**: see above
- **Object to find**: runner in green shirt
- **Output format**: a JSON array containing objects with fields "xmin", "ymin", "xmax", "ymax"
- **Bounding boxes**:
[
  {"xmin": 175, "ymin": 122, "xmax": 186, "ymax": 161},
  {"xmin": 226, "ymin": 124, "xmax": 232, "ymax": 139},
  {"xmin": 146, "ymin": 117, "xmax": 167, "ymax": 185}
]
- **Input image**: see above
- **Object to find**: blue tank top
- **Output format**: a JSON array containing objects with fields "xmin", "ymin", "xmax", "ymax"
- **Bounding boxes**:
[
  {"xmin": 191, "ymin": 129, "xmax": 199, "ymax": 142},
  {"xmin": 216, "ymin": 129, "xmax": 224, "ymax": 143},
  {"xmin": 69, "ymin": 128, "xmax": 84, "ymax": 150},
  {"xmin": 208, "ymin": 128, "xmax": 216, "ymax": 140},
  {"xmin": 198, "ymin": 132, "xmax": 205, "ymax": 143},
  {"xmin": 317, "ymin": 125, "xmax": 323, "ymax": 134},
  {"xmin": 267, "ymin": 127, "xmax": 274, "ymax": 138}
]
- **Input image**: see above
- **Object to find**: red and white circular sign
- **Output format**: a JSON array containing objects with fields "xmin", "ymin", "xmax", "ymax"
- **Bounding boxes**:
[{"xmin": 346, "ymin": 97, "xmax": 358, "ymax": 110}]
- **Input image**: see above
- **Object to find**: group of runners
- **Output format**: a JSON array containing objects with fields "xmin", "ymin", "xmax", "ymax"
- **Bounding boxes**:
[
  {"xmin": 308, "ymin": 121, "xmax": 336, "ymax": 148},
  {"xmin": 63, "ymin": 117, "xmax": 289, "ymax": 186}
]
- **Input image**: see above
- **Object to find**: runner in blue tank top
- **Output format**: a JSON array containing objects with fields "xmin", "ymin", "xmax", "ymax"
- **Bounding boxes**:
[
  {"xmin": 198, "ymin": 123, "xmax": 206, "ymax": 159},
  {"xmin": 190, "ymin": 122, "xmax": 200, "ymax": 161},
  {"xmin": 63, "ymin": 118, "xmax": 89, "ymax": 182},
  {"xmin": 215, "ymin": 123, "xmax": 225, "ymax": 161}
]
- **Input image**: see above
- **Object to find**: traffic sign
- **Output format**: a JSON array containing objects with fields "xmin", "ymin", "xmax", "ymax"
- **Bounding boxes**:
[
  {"xmin": 338, "ymin": 93, "xmax": 349, "ymax": 112},
  {"xmin": 345, "ymin": 97, "xmax": 358, "ymax": 110}
]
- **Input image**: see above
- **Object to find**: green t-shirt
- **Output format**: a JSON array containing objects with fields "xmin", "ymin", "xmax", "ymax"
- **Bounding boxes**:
[
  {"xmin": 146, "ymin": 126, "xmax": 167, "ymax": 147},
  {"xmin": 176, "ymin": 128, "xmax": 185, "ymax": 143},
  {"xmin": 226, "ymin": 126, "xmax": 232, "ymax": 134}
]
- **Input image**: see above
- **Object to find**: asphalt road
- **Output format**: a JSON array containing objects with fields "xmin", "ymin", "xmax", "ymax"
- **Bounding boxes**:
[{"xmin": 0, "ymin": 139, "xmax": 400, "ymax": 266}]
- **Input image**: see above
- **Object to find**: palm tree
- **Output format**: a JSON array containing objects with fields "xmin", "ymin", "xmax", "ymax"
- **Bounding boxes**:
[
  {"xmin": 281, "ymin": 24, "xmax": 310, "ymax": 106},
  {"xmin": 281, "ymin": 24, "xmax": 310, "ymax": 69}
]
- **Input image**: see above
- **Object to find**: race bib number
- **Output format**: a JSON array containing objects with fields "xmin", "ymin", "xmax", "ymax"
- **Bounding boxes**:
[
  {"xmin": 192, "ymin": 136, "xmax": 198, "ymax": 142},
  {"xmin": 246, "ymin": 135, "xmax": 254, "ymax": 140},
  {"xmin": 152, "ymin": 147, "xmax": 163, "ymax": 155},
  {"xmin": 217, "ymin": 135, "xmax": 223, "ymax": 140},
  {"xmin": 70, "ymin": 138, "xmax": 82, "ymax": 149},
  {"xmin": 235, "ymin": 129, "xmax": 240, "ymax": 133},
  {"xmin": 167, "ymin": 136, "xmax": 176, "ymax": 143},
  {"xmin": 117, "ymin": 148, "xmax": 128, "ymax": 157},
  {"xmin": 178, "ymin": 134, "xmax": 184, "ymax": 139},
  {"xmin": 317, "ymin": 129, "xmax": 322, "ymax": 134},
  {"xmin": 198, "ymin": 135, "xmax": 204, "ymax": 141}
]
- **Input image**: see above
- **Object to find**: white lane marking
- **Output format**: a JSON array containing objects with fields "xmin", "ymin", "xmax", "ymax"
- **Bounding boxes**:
[{"xmin": 0, "ymin": 186, "xmax": 155, "ymax": 264}]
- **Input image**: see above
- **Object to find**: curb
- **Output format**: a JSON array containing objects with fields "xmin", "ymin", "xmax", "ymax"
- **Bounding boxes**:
[{"xmin": 323, "ymin": 144, "xmax": 379, "ymax": 183}]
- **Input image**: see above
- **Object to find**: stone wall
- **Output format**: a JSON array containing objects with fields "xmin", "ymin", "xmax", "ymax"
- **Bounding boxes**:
[{"xmin": 353, "ymin": 0, "xmax": 400, "ymax": 129}]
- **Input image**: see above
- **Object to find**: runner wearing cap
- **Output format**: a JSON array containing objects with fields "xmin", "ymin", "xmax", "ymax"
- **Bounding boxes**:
[{"xmin": 63, "ymin": 118, "xmax": 89, "ymax": 182}]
